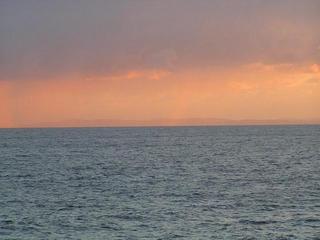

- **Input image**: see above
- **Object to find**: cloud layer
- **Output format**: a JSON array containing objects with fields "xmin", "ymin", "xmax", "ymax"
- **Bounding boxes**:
[{"xmin": 1, "ymin": 0, "xmax": 319, "ymax": 81}]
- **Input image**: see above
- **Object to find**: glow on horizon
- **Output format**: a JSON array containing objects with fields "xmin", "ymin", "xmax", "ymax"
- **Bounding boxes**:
[{"xmin": 1, "ymin": 63, "xmax": 319, "ymax": 128}]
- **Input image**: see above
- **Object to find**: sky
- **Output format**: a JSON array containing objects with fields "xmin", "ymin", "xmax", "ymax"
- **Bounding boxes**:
[{"xmin": 0, "ymin": 0, "xmax": 319, "ymax": 128}]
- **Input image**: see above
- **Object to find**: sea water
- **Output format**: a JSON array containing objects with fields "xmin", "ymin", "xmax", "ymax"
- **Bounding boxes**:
[{"xmin": 0, "ymin": 126, "xmax": 319, "ymax": 239}]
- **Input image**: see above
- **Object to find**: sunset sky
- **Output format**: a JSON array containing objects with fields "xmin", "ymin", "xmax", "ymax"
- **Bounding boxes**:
[{"xmin": 0, "ymin": 0, "xmax": 319, "ymax": 128}]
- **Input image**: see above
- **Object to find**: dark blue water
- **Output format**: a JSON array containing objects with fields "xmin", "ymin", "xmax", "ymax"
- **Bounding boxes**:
[{"xmin": 0, "ymin": 126, "xmax": 319, "ymax": 239}]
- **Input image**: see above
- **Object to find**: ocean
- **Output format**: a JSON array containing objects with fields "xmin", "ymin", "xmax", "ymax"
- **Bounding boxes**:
[{"xmin": 0, "ymin": 125, "xmax": 319, "ymax": 239}]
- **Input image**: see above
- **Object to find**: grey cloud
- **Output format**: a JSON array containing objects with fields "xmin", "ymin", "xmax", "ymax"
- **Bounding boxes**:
[{"xmin": 0, "ymin": 0, "xmax": 319, "ymax": 80}]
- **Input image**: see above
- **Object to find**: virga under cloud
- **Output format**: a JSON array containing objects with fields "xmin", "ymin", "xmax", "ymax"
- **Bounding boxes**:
[{"xmin": 1, "ymin": 0, "xmax": 319, "ymax": 80}]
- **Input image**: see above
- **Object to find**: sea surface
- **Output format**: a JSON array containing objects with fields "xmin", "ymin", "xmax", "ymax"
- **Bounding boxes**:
[{"xmin": 0, "ymin": 125, "xmax": 319, "ymax": 239}]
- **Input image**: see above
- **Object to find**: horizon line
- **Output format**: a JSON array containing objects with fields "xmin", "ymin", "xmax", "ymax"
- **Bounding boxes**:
[{"xmin": 1, "ymin": 119, "xmax": 320, "ymax": 130}]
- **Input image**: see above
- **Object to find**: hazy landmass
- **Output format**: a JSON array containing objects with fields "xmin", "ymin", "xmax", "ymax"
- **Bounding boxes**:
[{"xmin": 14, "ymin": 118, "xmax": 320, "ymax": 128}]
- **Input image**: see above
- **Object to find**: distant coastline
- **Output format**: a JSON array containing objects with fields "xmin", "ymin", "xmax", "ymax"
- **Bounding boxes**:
[{"xmin": 2, "ymin": 118, "xmax": 320, "ymax": 129}]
